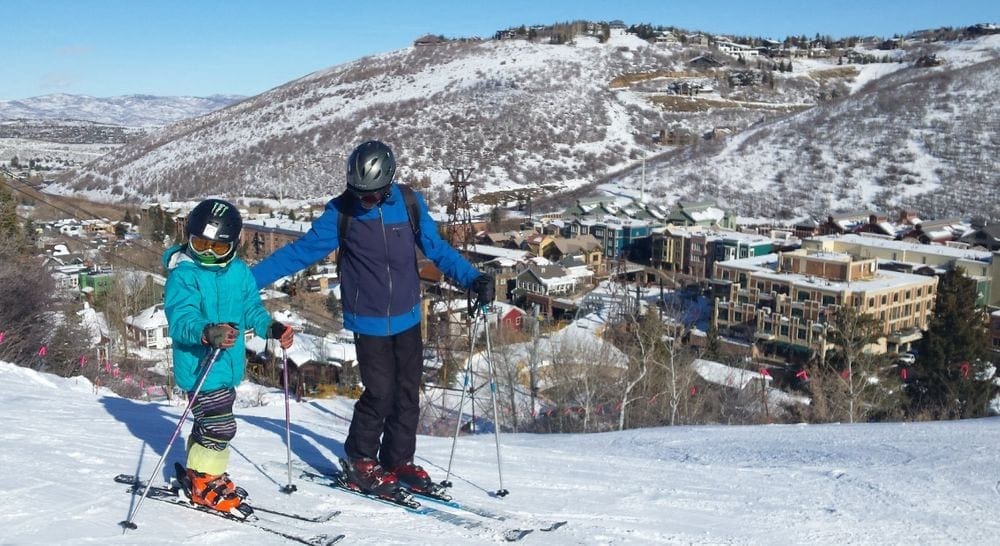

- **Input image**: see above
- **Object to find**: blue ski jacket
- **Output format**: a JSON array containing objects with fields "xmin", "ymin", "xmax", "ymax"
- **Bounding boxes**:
[
  {"xmin": 162, "ymin": 246, "xmax": 274, "ymax": 392},
  {"xmin": 252, "ymin": 183, "xmax": 481, "ymax": 336}
]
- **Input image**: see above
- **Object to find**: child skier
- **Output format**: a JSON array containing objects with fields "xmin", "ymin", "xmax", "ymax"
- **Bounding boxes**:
[{"xmin": 163, "ymin": 198, "xmax": 294, "ymax": 514}]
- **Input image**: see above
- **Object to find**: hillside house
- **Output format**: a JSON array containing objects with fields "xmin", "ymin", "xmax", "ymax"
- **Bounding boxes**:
[
  {"xmin": 685, "ymin": 34, "xmax": 709, "ymax": 46},
  {"xmin": 491, "ymin": 301, "xmax": 528, "ymax": 331},
  {"xmin": 792, "ymin": 218, "xmax": 821, "ymax": 239},
  {"xmin": 551, "ymin": 235, "xmax": 604, "ymax": 269},
  {"xmin": 515, "ymin": 264, "xmax": 578, "ymax": 298},
  {"xmin": 247, "ymin": 331, "xmax": 357, "ymax": 391},
  {"xmin": 687, "ymin": 55, "xmax": 723, "ymax": 69},
  {"xmin": 715, "ymin": 41, "xmax": 759, "ymax": 58},
  {"xmin": 668, "ymin": 201, "xmax": 735, "ymax": 229},
  {"xmin": 125, "ymin": 304, "xmax": 171, "ymax": 350},
  {"xmin": 911, "ymin": 218, "xmax": 970, "ymax": 244},
  {"xmin": 414, "ymin": 34, "xmax": 446, "ymax": 46},
  {"xmin": 820, "ymin": 211, "xmax": 879, "ymax": 235},
  {"xmin": 657, "ymin": 127, "xmax": 698, "ymax": 145},
  {"xmin": 960, "ymin": 221, "xmax": 1000, "ymax": 251}
]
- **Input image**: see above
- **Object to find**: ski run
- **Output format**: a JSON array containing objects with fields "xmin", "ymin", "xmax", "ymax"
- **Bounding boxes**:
[{"xmin": 2, "ymin": 361, "xmax": 999, "ymax": 544}]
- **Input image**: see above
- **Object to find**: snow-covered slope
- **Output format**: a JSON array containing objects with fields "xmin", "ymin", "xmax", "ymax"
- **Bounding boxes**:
[
  {"xmin": 2, "ymin": 359, "xmax": 999, "ymax": 545},
  {"xmin": 52, "ymin": 32, "xmax": 844, "ymax": 206},
  {"xmin": 614, "ymin": 34, "xmax": 1000, "ymax": 221},
  {"xmin": 0, "ymin": 94, "xmax": 244, "ymax": 127},
  {"xmin": 54, "ymin": 32, "xmax": 1000, "ymax": 218}
]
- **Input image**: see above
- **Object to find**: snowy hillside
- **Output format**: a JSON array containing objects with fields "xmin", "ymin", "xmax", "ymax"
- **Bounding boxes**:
[
  {"xmin": 0, "ymin": 94, "xmax": 244, "ymax": 128},
  {"xmin": 3, "ymin": 359, "xmax": 999, "ymax": 545},
  {"xmin": 53, "ymin": 31, "xmax": 1000, "ymax": 221},
  {"xmin": 613, "ymin": 34, "xmax": 1000, "ymax": 221}
]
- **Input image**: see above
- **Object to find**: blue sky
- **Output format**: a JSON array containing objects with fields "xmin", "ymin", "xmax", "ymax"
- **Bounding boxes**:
[{"xmin": 2, "ymin": 0, "xmax": 996, "ymax": 100}]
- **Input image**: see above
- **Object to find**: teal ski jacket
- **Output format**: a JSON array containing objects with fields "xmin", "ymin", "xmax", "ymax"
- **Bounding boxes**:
[{"xmin": 162, "ymin": 245, "xmax": 273, "ymax": 392}]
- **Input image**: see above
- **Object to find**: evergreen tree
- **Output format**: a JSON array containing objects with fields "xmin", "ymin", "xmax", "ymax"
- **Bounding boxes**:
[
  {"xmin": 0, "ymin": 180, "xmax": 22, "ymax": 245},
  {"xmin": 908, "ymin": 268, "xmax": 994, "ymax": 418}
]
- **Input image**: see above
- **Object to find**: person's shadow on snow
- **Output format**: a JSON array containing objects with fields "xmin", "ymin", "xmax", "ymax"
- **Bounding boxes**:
[
  {"xmin": 101, "ymin": 396, "xmax": 349, "ymax": 493},
  {"xmin": 235, "ymin": 412, "xmax": 346, "ymax": 481},
  {"xmin": 99, "ymin": 396, "xmax": 189, "ymax": 484}
]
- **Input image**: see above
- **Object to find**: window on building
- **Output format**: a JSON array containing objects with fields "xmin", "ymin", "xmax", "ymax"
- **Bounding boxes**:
[
  {"xmin": 797, "ymin": 327, "xmax": 807, "ymax": 340},
  {"xmin": 822, "ymin": 295, "xmax": 836, "ymax": 305},
  {"xmin": 797, "ymin": 290, "xmax": 810, "ymax": 301}
]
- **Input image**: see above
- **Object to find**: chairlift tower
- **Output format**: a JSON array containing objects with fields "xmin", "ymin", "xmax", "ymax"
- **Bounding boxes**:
[
  {"xmin": 445, "ymin": 167, "xmax": 476, "ymax": 251},
  {"xmin": 419, "ymin": 167, "xmax": 480, "ymax": 432}
]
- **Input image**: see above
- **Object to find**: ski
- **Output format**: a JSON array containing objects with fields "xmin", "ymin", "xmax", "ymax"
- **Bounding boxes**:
[
  {"xmin": 117, "ymin": 477, "xmax": 344, "ymax": 544},
  {"xmin": 406, "ymin": 486, "xmax": 568, "ymax": 533},
  {"xmin": 114, "ymin": 473, "xmax": 339, "ymax": 524},
  {"xmin": 296, "ymin": 470, "xmax": 493, "ymax": 531}
]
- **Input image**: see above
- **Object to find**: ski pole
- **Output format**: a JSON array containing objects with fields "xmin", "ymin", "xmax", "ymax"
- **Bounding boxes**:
[
  {"xmin": 121, "ymin": 347, "xmax": 223, "ymax": 532},
  {"xmin": 279, "ymin": 346, "xmax": 297, "ymax": 494},
  {"xmin": 441, "ymin": 310, "xmax": 482, "ymax": 488},
  {"xmin": 480, "ymin": 306, "xmax": 509, "ymax": 497}
]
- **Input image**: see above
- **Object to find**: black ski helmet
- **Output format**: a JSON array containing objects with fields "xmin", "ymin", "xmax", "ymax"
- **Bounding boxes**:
[
  {"xmin": 346, "ymin": 140, "xmax": 396, "ymax": 193},
  {"xmin": 185, "ymin": 198, "xmax": 242, "ymax": 266}
]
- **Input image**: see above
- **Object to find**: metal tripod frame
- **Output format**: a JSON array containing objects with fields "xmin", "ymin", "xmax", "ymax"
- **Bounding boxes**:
[{"xmin": 441, "ymin": 305, "xmax": 508, "ymax": 497}]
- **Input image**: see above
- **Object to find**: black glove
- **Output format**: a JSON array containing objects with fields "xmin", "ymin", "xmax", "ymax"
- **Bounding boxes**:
[
  {"xmin": 472, "ymin": 273, "xmax": 495, "ymax": 309},
  {"xmin": 202, "ymin": 323, "xmax": 238, "ymax": 348},
  {"xmin": 269, "ymin": 321, "xmax": 294, "ymax": 349}
]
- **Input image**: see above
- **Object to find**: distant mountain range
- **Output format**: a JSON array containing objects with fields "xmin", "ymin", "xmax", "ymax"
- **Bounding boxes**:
[
  {"xmin": 0, "ymin": 94, "xmax": 245, "ymax": 127},
  {"xmin": 43, "ymin": 24, "xmax": 1000, "ymax": 221}
]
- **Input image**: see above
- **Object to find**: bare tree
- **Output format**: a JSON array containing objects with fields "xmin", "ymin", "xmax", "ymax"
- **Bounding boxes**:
[
  {"xmin": 485, "ymin": 320, "xmax": 531, "ymax": 432},
  {"xmin": 0, "ymin": 246, "xmax": 55, "ymax": 366},
  {"xmin": 822, "ymin": 306, "xmax": 902, "ymax": 423}
]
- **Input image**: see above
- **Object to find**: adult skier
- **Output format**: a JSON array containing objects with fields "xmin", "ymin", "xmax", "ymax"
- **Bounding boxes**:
[
  {"xmin": 252, "ymin": 140, "xmax": 495, "ymax": 497},
  {"xmin": 163, "ymin": 198, "xmax": 294, "ymax": 513}
]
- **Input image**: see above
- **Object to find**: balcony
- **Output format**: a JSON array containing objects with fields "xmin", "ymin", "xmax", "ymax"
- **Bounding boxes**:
[{"xmin": 887, "ymin": 327, "xmax": 923, "ymax": 344}]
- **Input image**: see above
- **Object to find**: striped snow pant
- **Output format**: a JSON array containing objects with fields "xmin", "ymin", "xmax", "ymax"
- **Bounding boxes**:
[{"xmin": 189, "ymin": 387, "xmax": 237, "ymax": 451}]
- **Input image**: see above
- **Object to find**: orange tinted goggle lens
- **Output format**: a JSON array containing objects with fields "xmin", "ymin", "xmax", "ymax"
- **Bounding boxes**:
[{"xmin": 190, "ymin": 236, "xmax": 231, "ymax": 255}]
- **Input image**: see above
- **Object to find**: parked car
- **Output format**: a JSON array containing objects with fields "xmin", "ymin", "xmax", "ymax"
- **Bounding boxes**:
[{"xmin": 896, "ymin": 352, "xmax": 916, "ymax": 365}]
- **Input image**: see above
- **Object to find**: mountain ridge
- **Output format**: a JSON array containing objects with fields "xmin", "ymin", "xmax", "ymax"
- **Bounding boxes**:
[
  {"xmin": 0, "ymin": 93, "xmax": 245, "ymax": 127},
  {"xmin": 49, "ymin": 30, "xmax": 1000, "ymax": 221}
]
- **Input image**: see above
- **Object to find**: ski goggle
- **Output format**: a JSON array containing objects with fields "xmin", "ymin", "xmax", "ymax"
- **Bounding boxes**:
[
  {"xmin": 189, "ymin": 235, "xmax": 233, "ymax": 258},
  {"xmin": 351, "ymin": 187, "xmax": 389, "ymax": 208}
]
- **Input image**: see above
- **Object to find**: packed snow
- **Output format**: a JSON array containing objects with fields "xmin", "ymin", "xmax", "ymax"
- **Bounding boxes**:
[{"xmin": 1, "ymin": 360, "xmax": 998, "ymax": 544}]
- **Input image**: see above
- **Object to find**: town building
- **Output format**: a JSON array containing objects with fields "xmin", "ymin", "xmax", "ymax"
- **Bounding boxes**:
[
  {"xmin": 713, "ymin": 249, "xmax": 939, "ymax": 361},
  {"xmin": 802, "ymin": 234, "xmax": 999, "ymax": 306}
]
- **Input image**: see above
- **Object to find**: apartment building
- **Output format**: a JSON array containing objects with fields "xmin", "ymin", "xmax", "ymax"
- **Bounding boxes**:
[
  {"xmin": 803, "ymin": 234, "xmax": 999, "ymax": 306},
  {"xmin": 241, "ymin": 217, "xmax": 334, "ymax": 265},
  {"xmin": 713, "ymin": 249, "xmax": 939, "ymax": 361}
]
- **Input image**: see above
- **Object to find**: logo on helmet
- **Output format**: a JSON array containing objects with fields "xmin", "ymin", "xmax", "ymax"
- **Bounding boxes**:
[{"xmin": 211, "ymin": 202, "xmax": 230, "ymax": 217}]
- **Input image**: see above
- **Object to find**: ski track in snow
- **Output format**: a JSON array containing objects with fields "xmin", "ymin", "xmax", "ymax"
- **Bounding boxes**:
[{"xmin": 1, "ymin": 360, "xmax": 999, "ymax": 545}]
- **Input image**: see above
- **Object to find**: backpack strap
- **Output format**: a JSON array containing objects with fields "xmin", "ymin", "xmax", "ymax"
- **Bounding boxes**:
[
  {"xmin": 333, "ymin": 185, "xmax": 421, "ymax": 271},
  {"xmin": 334, "ymin": 191, "xmax": 354, "ymax": 271},
  {"xmin": 397, "ymin": 183, "xmax": 421, "ymax": 238}
]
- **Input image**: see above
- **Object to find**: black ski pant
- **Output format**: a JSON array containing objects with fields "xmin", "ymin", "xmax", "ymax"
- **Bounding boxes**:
[{"xmin": 344, "ymin": 324, "xmax": 423, "ymax": 469}]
